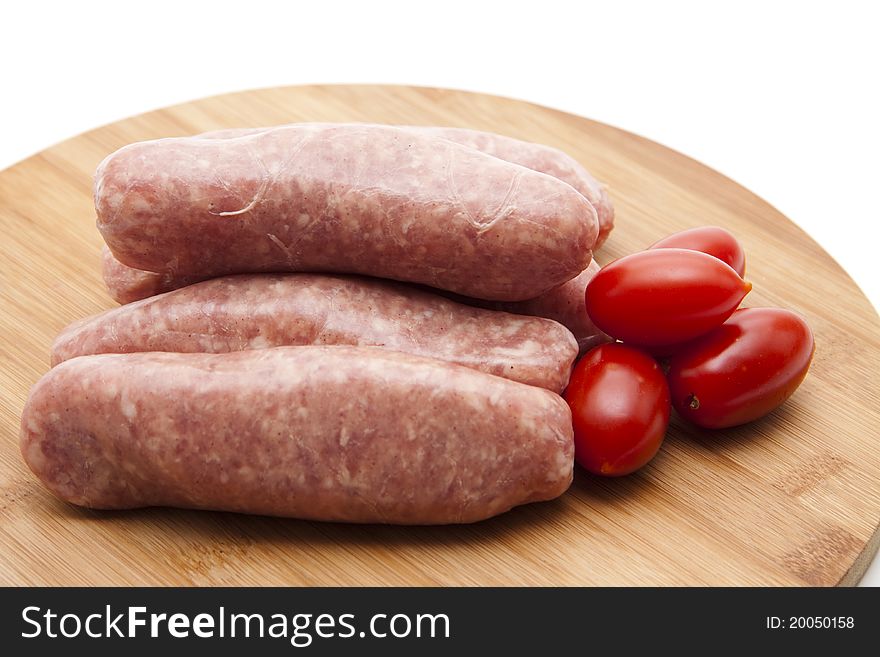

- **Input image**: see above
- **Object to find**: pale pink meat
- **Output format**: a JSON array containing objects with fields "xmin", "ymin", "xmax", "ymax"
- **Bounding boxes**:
[
  {"xmin": 199, "ymin": 123, "xmax": 615, "ymax": 247},
  {"xmin": 54, "ymin": 273, "xmax": 578, "ymax": 392},
  {"xmin": 467, "ymin": 259, "xmax": 610, "ymax": 354},
  {"xmin": 96, "ymin": 124, "xmax": 597, "ymax": 301},
  {"xmin": 410, "ymin": 126, "xmax": 614, "ymax": 248},
  {"xmin": 100, "ymin": 249, "xmax": 605, "ymax": 355},
  {"xmin": 21, "ymin": 346, "xmax": 574, "ymax": 524},
  {"xmin": 101, "ymin": 245, "xmax": 210, "ymax": 304}
]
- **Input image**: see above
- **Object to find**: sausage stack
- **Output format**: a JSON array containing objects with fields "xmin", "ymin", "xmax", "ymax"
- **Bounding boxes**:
[{"xmin": 20, "ymin": 123, "xmax": 614, "ymax": 524}]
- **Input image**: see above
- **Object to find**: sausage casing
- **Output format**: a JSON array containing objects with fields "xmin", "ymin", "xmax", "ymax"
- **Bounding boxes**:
[
  {"xmin": 53, "ymin": 272, "xmax": 578, "ymax": 392},
  {"xmin": 467, "ymin": 259, "xmax": 610, "ymax": 354},
  {"xmin": 100, "ymin": 247, "xmax": 605, "ymax": 355},
  {"xmin": 21, "ymin": 346, "xmax": 574, "ymax": 524},
  {"xmin": 96, "ymin": 124, "xmax": 597, "ymax": 301},
  {"xmin": 199, "ymin": 123, "xmax": 615, "ymax": 247}
]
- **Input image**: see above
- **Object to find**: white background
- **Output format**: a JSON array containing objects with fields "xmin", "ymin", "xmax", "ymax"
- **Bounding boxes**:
[{"xmin": 2, "ymin": 0, "xmax": 878, "ymax": 585}]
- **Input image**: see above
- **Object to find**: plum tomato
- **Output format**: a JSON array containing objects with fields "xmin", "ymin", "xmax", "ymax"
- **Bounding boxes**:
[
  {"xmin": 563, "ymin": 343, "xmax": 670, "ymax": 476},
  {"xmin": 649, "ymin": 225, "xmax": 746, "ymax": 277},
  {"xmin": 666, "ymin": 307, "xmax": 815, "ymax": 429},
  {"xmin": 584, "ymin": 248, "xmax": 752, "ymax": 347}
]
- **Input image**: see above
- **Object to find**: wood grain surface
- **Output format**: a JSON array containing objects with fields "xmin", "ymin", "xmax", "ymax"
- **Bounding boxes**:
[{"xmin": 1, "ymin": 85, "xmax": 878, "ymax": 586}]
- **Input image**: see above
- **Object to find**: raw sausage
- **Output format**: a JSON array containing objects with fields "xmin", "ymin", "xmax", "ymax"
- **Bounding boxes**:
[
  {"xmin": 101, "ymin": 244, "xmax": 209, "ymax": 304},
  {"xmin": 53, "ymin": 272, "xmax": 578, "ymax": 392},
  {"xmin": 100, "ymin": 247, "xmax": 606, "ymax": 355},
  {"xmin": 467, "ymin": 259, "xmax": 610, "ymax": 354},
  {"xmin": 409, "ymin": 126, "xmax": 613, "ymax": 248},
  {"xmin": 20, "ymin": 346, "xmax": 574, "ymax": 524},
  {"xmin": 96, "ymin": 124, "xmax": 597, "ymax": 301},
  {"xmin": 200, "ymin": 124, "xmax": 615, "ymax": 247}
]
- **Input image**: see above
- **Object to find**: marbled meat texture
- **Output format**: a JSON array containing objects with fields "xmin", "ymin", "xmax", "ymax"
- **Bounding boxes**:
[
  {"xmin": 21, "ymin": 346, "xmax": 575, "ymax": 524},
  {"xmin": 466, "ymin": 259, "xmax": 610, "ymax": 354},
  {"xmin": 199, "ymin": 123, "xmax": 615, "ymax": 248},
  {"xmin": 100, "ymin": 246, "xmax": 606, "ymax": 356},
  {"xmin": 96, "ymin": 124, "xmax": 597, "ymax": 301},
  {"xmin": 101, "ymin": 244, "xmax": 209, "ymax": 304},
  {"xmin": 53, "ymin": 273, "xmax": 578, "ymax": 392}
]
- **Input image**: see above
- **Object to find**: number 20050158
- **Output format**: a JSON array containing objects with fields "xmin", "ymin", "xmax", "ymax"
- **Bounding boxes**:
[{"xmin": 766, "ymin": 617, "xmax": 854, "ymax": 629}]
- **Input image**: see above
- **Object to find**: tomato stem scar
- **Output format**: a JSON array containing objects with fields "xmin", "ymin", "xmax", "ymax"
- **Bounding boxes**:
[{"xmin": 687, "ymin": 394, "xmax": 700, "ymax": 410}]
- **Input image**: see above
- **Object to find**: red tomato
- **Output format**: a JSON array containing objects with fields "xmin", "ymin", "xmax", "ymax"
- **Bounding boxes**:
[
  {"xmin": 585, "ymin": 248, "xmax": 752, "ymax": 347},
  {"xmin": 649, "ymin": 226, "xmax": 746, "ymax": 277},
  {"xmin": 666, "ymin": 307, "xmax": 815, "ymax": 429},
  {"xmin": 563, "ymin": 343, "xmax": 670, "ymax": 476}
]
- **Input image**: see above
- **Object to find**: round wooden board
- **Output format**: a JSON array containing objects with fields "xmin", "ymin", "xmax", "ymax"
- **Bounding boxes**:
[{"xmin": 1, "ymin": 85, "xmax": 878, "ymax": 586}]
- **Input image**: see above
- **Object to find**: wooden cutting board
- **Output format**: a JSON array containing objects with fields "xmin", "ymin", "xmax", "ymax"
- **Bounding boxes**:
[{"xmin": 1, "ymin": 85, "xmax": 878, "ymax": 586}]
